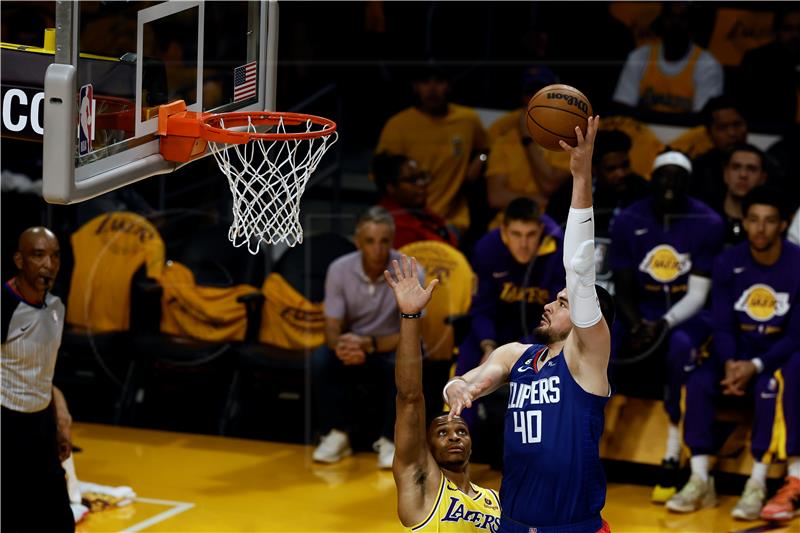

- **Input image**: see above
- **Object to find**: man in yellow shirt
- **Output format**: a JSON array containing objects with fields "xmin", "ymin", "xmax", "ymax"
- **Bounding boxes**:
[
  {"xmin": 485, "ymin": 66, "xmax": 571, "ymax": 224},
  {"xmin": 613, "ymin": 2, "xmax": 723, "ymax": 114},
  {"xmin": 376, "ymin": 66, "xmax": 488, "ymax": 235}
]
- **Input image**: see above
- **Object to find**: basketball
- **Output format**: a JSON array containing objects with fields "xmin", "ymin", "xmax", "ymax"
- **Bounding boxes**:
[{"xmin": 526, "ymin": 84, "xmax": 593, "ymax": 151}]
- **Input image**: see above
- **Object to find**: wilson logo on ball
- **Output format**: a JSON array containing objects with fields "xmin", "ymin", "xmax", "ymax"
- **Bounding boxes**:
[{"xmin": 546, "ymin": 92, "xmax": 589, "ymax": 114}]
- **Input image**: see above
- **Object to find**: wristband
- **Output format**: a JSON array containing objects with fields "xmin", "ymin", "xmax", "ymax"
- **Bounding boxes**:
[
  {"xmin": 750, "ymin": 357, "xmax": 764, "ymax": 374},
  {"xmin": 442, "ymin": 377, "xmax": 466, "ymax": 403},
  {"xmin": 400, "ymin": 311, "xmax": 422, "ymax": 319},
  {"xmin": 521, "ymin": 136, "xmax": 533, "ymax": 147}
]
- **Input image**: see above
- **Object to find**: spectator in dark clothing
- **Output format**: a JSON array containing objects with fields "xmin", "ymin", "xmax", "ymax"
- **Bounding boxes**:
[
  {"xmin": 689, "ymin": 96, "xmax": 748, "ymax": 206},
  {"xmin": 707, "ymin": 144, "xmax": 768, "ymax": 246},
  {"xmin": 373, "ymin": 152, "xmax": 458, "ymax": 249},
  {"xmin": 735, "ymin": 8, "xmax": 800, "ymax": 131}
]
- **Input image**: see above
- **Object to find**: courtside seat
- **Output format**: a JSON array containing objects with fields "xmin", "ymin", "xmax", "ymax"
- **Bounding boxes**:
[
  {"xmin": 222, "ymin": 232, "xmax": 355, "ymax": 441},
  {"xmin": 121, "ymin": 219, "xmax": 267, "ymax": 435}
]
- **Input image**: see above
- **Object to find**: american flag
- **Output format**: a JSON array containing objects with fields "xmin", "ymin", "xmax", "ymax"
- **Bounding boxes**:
[{"xmin": 233, "ymin": 61, "xmax": 257, "ymax": 102}]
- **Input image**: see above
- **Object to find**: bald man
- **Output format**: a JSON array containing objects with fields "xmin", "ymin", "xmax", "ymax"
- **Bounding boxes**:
[{"xmin": 2, "ymin": 227, "xmax": 74, "ymax": 532}]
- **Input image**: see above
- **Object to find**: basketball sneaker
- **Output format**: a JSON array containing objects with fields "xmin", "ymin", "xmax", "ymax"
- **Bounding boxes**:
[
  {"xmin": 731, "ymin": 478, "xmax": 766, "ymax": 520},
  {"xmin": 666, "ymin": 474, "xmax": 717, "ymax": 513},
  {"xmin": 652, "ymin": 458, "xmax": 680, "ymax": 503},
  {"xmin": 373, "ymin": 437, "xmax": 395, "ymax": 470},
  {"xmin": 312, "ymin": 429, "xmax": 352, "ymax": 464},
  {"xmin": 760, "ymin": 476, "xmax": 800, "ymax": 522}
]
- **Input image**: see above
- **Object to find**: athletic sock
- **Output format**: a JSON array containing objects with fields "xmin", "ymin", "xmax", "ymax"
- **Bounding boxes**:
[
  {"xmin": 788, "ymin": 456, "xmax": 800, "ymax": 479},
  {"xmin": 749, "ymin": 462, "xmax": 768, "ymax": 487},
  {"xmin": 664, "ymin": 423, "xmax": 681, "ymax": 462},
  {"xmin": 690, "ymin": 455, "xmax": 710, "ymax": 482}
]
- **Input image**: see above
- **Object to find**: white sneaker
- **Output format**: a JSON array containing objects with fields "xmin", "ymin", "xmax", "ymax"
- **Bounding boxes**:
[
  {"xmin": 731, "ymin": 478, "xmax": 766, "ymax": 521},
  {"xmin": 373, "ymin": 437, "xmax": 395, "ymax": 469},
  {"xmin": 666, "ymin": 474, "xmax": 717, "ymax": 513},
  {"xmin": 313, "ymin": 429, "xmax": 352, "ymax": 463}
]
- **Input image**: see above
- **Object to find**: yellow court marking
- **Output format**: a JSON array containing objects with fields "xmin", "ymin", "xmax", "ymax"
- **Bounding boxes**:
[{"xmin": 71, "ymin": 423, "xmax": 799, "ymax": 532}]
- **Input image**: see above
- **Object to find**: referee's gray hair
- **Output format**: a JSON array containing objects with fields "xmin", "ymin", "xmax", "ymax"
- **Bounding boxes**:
[{"xmin": 356, "ymin": 206, "xmax": 395, "ymax": 234}]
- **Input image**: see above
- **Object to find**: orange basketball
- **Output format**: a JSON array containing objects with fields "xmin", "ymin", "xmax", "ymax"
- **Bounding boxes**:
[{"xmin": 526, "ymin": 84, "xmax": 593, "ymax": 151}]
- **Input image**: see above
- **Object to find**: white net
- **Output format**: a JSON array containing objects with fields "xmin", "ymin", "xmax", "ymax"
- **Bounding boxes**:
[{"xmin": 208, "ymin": 116, "xmax": 338, "ymax": 254}]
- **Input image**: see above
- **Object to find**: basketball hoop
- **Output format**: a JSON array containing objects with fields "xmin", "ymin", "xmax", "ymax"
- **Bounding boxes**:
[{"xmin": 158, "ymin": 101, "xmax": 338, "ymax": 254}]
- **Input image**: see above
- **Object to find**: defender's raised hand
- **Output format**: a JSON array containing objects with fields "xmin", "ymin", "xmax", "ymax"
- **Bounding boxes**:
[
  {"xmin": 559, "ymin": 115, "xmax": 599, "ymax": 182},
  {"xmin": 384, "ymin": 255, "xmax": 438, "ymax": 315}
]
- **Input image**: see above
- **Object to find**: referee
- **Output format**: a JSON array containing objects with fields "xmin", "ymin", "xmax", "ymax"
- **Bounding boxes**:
[{"xmin": 1, "ymin": 227, "xmax": 74, "ymax": 532}]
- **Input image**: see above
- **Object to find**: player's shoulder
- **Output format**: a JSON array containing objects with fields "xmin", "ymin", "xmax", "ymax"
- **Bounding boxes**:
[
  {"xmin": 714, "ymin": 242, "xmax": 748, "ymax": 272},
  {"xmin": 448, "ymin": 103, "xmax": 482, "ymax": 122},
  {"xmin": 327, "ymin": 250, "xmax": 360, "ymax": 274},
  {"xmin": 686, "ymin": 197, "xmax": 723, "ymax": 221},
  {"xmin": 45, "ymin": 292, "xmax": 65, "ymax": 314},
  {"xmin": 474, "ymin": 228, "xmax": 504, "ymax": 254},
  {"xmin": 782, "ymin": 239, "xmax": 800, "ymax": 257},
  {"xmin": 627, "ymin": 43, "xmax": 653, "ymax": 62},
  {"xmin": 384, "ymin": 106, "xmax": 421, "ymax": 127},
  {"xmin": 615, "ymin": 197, "xmax": 651, "ymax": 223},
  {"xmin": 498, "ymin": 342, "xmax": 536, "ymax": 366}
]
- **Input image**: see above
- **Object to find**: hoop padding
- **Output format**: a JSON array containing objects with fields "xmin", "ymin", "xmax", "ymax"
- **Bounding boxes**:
[{"xmin": 206, "ymin": 113, "xmax": 338, "ymax": 254}]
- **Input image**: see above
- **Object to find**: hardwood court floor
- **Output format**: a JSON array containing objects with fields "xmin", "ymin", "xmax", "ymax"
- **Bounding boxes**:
[{"xmin": 72, "ymin": 423, "xmax": 798, "ymax": 533}]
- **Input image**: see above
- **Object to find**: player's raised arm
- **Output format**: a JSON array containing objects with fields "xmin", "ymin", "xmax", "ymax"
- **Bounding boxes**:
[
  {"xmin": 558, "ymin": 117, "xmax": 611, "ymax": 364},
  {"xmin": 384, "ymin": 256, "xmax": 442, "ymax": 526}
]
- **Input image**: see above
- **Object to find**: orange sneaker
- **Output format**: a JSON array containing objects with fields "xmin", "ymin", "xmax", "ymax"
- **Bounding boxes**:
[{"xmin": 760, "ymin": 476, "xmax": 800, "ymax": 522}]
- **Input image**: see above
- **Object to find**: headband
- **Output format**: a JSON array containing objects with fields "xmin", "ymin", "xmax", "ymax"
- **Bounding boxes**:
[{"xmin": 652, "ymin": 151, "xmax": 692, "ymax": 174}]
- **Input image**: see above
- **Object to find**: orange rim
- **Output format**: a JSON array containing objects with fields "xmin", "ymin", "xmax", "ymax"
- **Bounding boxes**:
[{"xmin": 201, "ymin": 111, "xmax": 337, "ymax": 144}]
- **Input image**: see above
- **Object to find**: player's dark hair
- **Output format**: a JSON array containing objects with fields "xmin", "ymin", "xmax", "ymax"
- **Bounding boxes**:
[
  {"xmin": 372, "ymin": 152, "xmax": 407, "ymax": 194},
  {"xmin": 701, "ymin": 95, "xmax": 745, "ymax": 128},
  {"xmin": 741, "ymin": 186, "xmax": 788, "ymax": 220},
  {"xmin": 596, "ymin": 285, "xmax": 616, "ymax": 327},
  {"xmin": 592, "ymin": 130, "xmax": 632, "ymax": 165},
  {"xmin": 722, "ymin": 143, "xmax": 764, "ymax": 168},
  {"xmin": 503, "ymin": 197, "xmax": 541, "ymax": 225}
]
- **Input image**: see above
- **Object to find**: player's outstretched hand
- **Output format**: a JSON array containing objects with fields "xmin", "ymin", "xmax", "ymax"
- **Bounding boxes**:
[
  {"xmin": 384, "ymin": 255, "xmax": 439, "ymax": 315},
  {"xmin": 559, "ymin": 115, "xmax": 599, "ymax": 182},
  {"xmin": 445, "ymin": 375, "xmax": 494, "ymax": 420}
]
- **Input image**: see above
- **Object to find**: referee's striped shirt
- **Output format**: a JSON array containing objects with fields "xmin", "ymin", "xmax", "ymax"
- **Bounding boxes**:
[{"xmin": 1, "ymin": 279, "xmax": 65, "ymax": 413}]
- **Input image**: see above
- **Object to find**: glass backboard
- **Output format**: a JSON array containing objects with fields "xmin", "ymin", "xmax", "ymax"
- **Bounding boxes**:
[{"xmin": 43, "ymin": 0, "xmax": 277, "ymax": 204}]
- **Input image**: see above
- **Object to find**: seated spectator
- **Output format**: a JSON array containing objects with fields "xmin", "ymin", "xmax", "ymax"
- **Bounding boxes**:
[
  {"xmin": 373, "ymin": 152, "xmax": 458, "ymax": 248},
  {"xmin": 485, "ymin": 66, "xmax": 571, "ymax": 224},
  {"xmin": 311, "ymin": 207, "xmax": 423, "ymax": 469},
  {"xmin": 709, "ymin": 144, "xmax": 768, "ymax": 246},
  {"xmin": 547, "ymin": 130, "xmax": 650, "ymax": 293},
  {"xmin": 735, "ymin": 8, "xmax": 800, "ymax": 130},
  {"xmin": 375, "ymin": 65, "xmax": 488, "ymax": 235},
  {"xmin": 689, "ymin": 96, "xmax": 749, "ymax": 206},
  {"xmin": 454, "ymin": 198, "xmax": 564, "ymax": 397},
  {"xmin": 597, "ymin": 115, "xmax": 665, "ymax": 179},
  {"xmin": 610, "ymin": 152, "xmax": 725, "ymax": 502},
  {"xmin": 613, "ymin": 1, "xmax": 723, "ymax": 115},
  {"xmin": 548, "ymin": 130, "xmax": 650, "ymax": 231},
  {"xmin": 668, "ymin": 187, "xmax": 800, "ymax": 522}
]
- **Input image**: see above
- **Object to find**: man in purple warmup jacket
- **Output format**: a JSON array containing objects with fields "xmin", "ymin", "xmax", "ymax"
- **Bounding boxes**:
[
  {"xmin": 610, "ymin": 151, "xmax": 725, "ymax": 502},
  {"xmin": 668, "ymin": 186, "xmax": 800, "ymax": 522},
  {"xmin": 455, "ymin": 198, "xmax": 564, "ymax": 430}
]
